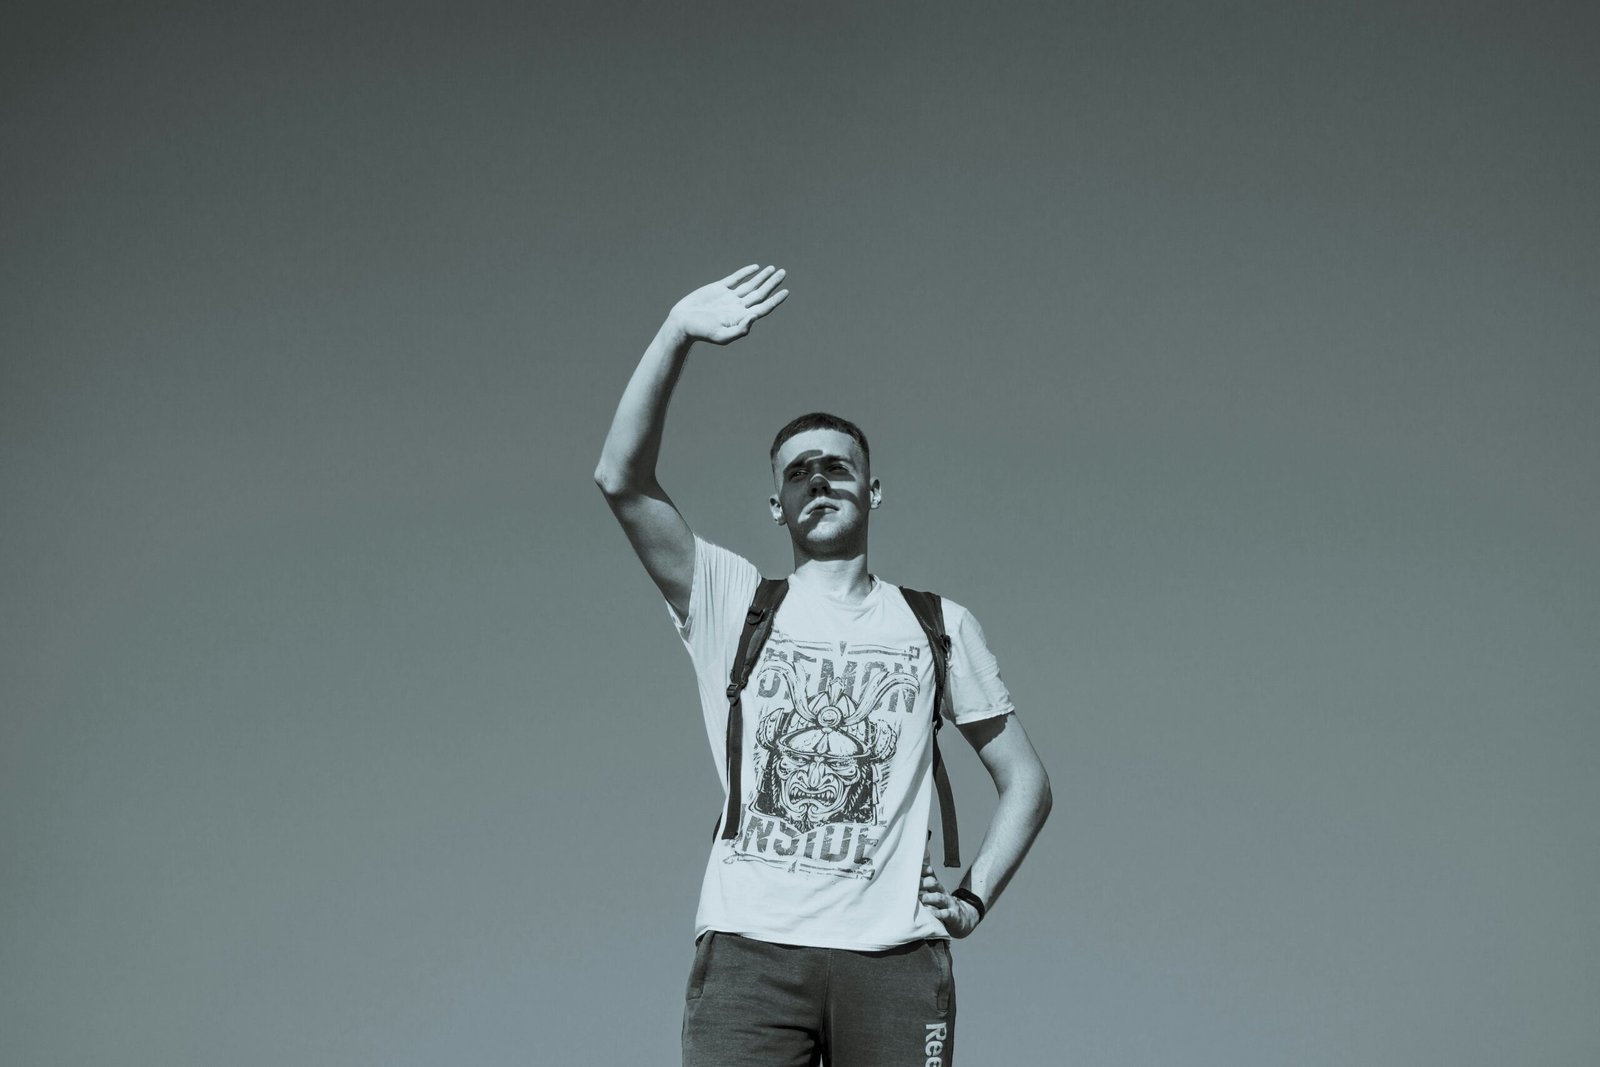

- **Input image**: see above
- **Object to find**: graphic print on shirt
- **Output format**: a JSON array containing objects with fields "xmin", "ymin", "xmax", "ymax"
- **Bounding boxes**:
[{"xmin": 727, "ymin": 630, "xmax": 925, "ymax": 880}]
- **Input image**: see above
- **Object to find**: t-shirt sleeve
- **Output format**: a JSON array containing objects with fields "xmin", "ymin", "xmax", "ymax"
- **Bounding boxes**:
[
  {"xmin": 943, "ymin": 601, "xmax": 1017, "ymax": 725},
  {"xmin": 666, "ymin": 535, "xmax": 763, "ymax": 679}
]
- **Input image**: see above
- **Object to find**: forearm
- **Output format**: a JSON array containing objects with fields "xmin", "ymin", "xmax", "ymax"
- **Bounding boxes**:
[
  {"xmin": 595, "ymin": 265, "xmax": 786, "ymax": 494},
  {"xmin": 594, "ymin": 321, "xmax": 693, "ymax": 494},
  {"xmin": 959, "ymin": 768, "xmax": 1051, "ymax": 913}
]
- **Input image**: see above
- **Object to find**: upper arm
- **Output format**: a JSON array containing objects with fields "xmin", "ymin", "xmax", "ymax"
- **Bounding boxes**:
[
  {"xmin": 956, "ymin": 713, "xmax": 1051, "ymax": 801},
  {"xmin": 599, "ymin": 479, "xmax": 695, "ymax": 619}
]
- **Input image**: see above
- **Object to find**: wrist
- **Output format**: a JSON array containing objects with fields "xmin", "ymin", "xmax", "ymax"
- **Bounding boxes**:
[
  {"xmin": 657, "ymin": 316, "xmax": 695, "ymax": 351},
  {"xmin": 951, "ymin": 887, "xmax": 987, "ymax": 925}
]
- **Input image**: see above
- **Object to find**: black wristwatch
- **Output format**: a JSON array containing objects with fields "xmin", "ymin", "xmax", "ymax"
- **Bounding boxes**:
[{"xmin": 951, "ymin": 887, "xmax": 987, "ymax": 924}]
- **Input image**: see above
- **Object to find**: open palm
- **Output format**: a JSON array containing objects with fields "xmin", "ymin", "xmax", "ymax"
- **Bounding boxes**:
[{"xmin": 668, "ymin": 264, "xmax": 789, "ymax": 345}]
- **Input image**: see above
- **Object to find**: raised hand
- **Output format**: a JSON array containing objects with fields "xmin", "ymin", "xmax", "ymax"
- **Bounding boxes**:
[{"xmin": 666, "ymin": 264, "xmax": 789, "ymax": 346}]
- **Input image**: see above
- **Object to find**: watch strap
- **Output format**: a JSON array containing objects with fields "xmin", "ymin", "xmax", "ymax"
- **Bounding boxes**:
[{"xmin": 952, "ymin": 886, "xmax": 987, "ymax": 924}]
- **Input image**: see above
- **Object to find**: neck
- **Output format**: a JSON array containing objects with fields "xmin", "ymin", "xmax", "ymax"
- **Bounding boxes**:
[{"xmin": 789, "ymin": 551, "xmax": 873, "ymax": 604}]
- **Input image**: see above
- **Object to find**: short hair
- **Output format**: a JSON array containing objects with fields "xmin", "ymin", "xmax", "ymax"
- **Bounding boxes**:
[{"xmin": 769, "ymin": 412, "xmax": 871, "ymax": 469}]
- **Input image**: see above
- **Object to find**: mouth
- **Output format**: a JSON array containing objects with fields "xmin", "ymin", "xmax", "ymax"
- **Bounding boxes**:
[{"xmin": 802, "ymin": 502, "xmax": 839, "ymax": 520}]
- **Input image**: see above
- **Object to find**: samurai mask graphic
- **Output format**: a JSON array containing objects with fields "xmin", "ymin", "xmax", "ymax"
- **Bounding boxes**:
[{"xmin": 751, "ymin": 659, "xmax": 912, "ymax": 831}]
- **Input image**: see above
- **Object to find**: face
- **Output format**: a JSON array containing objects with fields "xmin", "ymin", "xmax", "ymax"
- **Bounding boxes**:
[
  {"xmin": 775, "ymin": 745, "xmax": 868, "ymax": 826},
  {"xmin": 769, "ymin": 429, "xmax": 881, "ymax": 555}
]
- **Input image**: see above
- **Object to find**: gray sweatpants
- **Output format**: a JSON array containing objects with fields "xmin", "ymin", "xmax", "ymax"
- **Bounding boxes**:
[{"xmin": 681, "ymin": 931, "xmax": 957, "ymax": 1067}]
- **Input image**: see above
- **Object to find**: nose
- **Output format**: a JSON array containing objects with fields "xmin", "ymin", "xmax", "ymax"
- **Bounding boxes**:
[
  {"xmin": 806, "ymin": 759, "xmax": 826, "ymax": 789},
  {"xmin": 808, "ymin": 472, "xmax": 829, "ymax": 493}
]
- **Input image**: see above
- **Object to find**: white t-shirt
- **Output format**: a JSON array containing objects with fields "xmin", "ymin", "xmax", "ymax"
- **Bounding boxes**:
[{"xmin": 669, "ymin": 536, "xmax": 1014, "ymax": 950}]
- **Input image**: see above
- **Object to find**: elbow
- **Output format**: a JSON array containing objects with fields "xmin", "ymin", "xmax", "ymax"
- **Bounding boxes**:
[
  {"xmin": 1025, "ymin": 768, "xmax": 1053, "ymax": 826},
  {"xmin": 1031, "ymin": 773, "xmax": 1053, "ymax": 825},
  {"xmin": 997, "ymin": 766, "xmax": 1053, "ymax": 826},
  {"xmin": 593, "ymin": 459, "xmax": 629, "ymax": 499},
  {"xmin": 595, "ymin": 459, "xmax": 657, "ymax": 502}
]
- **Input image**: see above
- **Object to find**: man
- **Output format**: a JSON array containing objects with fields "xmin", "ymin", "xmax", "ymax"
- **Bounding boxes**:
[{"xmin": 594, "ymin": 264, "xmax": 1051, "ymax": 1066}]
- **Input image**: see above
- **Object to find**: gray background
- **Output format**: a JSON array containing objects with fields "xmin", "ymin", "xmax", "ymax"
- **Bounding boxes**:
[{"xmin": 4, "ymin": 2, "xmax": 1596, "ymax": 1064}]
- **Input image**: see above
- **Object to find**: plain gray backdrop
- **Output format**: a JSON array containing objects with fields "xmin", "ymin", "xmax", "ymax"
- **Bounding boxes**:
[{"xmin": 3, "ymin": 1, "xmax": 1597, "ymax": 1064}]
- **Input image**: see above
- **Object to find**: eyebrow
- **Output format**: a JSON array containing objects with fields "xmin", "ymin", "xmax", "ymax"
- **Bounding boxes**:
[{"xmin": 782, "ymin": 453, "xmax": 855, "ymax": 476}]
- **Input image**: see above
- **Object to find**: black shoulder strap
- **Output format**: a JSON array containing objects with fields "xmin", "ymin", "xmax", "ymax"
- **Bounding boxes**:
[
  {"xmin": 719, "ymin": 577, "xmax": 790, "ymax": 842},
  {"xmin": 899, "ymin": 586, "xmax": 961, "ymax": 868}
]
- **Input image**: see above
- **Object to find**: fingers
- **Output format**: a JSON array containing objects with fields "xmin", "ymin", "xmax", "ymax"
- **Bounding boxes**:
[
  {"xmin": 744, "ymin": 267, "xmax": 786, "ymax": 305},
  {"xmin": 706, "ymin": 264, "xmax": 788, "ymax": 341},
  {"xmin": 920, "ymin": 857, "xmax": 948, "ymax": 909},
  {"xmin": 746, "ymin": 288, "xmax": 788, "ymax": 321},
  {"xmin": 720, "ymin": 264, "xmax": 761, "ymax": 287},
  {"xmin": 734, "ymin": 264, "xmax": 776, "ymax": 297}
]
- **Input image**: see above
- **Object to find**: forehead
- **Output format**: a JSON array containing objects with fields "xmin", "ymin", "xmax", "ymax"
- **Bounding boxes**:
[{"xmin": 773, "ymin": 428, "xmax": 867, "ymax": 471}]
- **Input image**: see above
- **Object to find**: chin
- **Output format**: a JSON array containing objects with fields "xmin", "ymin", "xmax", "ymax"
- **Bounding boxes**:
[{"xmin": 800, "ymin": 528, "xmax": 865, "ymax": 555}]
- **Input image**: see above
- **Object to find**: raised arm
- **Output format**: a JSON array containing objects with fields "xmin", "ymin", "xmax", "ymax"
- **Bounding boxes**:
[{"xmin": 593, "ymin": 264, "xmax": 789, "ymax": 618}]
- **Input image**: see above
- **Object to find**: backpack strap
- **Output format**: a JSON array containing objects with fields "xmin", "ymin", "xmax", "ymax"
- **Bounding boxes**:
[
  {"xmin": 899, "ymin": 586, "xmax": 961, "ymax": 868},
  {"xmin": 719, "ymin": 577, "xmax": 790, "ymax": 843}
]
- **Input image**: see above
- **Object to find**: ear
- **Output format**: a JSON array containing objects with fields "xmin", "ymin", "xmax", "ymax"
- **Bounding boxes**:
[
  {"xmin": 769, "ymin": 494, "xmax": 786, "ymax": 525},
  {"xmin": 868, "ymin": 478, "xmax": 882, "ymax": 510}
]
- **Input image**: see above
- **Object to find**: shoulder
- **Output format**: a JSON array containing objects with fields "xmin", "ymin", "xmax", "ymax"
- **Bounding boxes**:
[
  {"xmin": 935, "ymin": 595, "xmax": 977, "ymax": 630},
  {"xmin": 694, "ymin": 533, "xmax": 761, "ymax": 580},
  {"xmin": 890, "ymin": 583, "xmax": 980, "ymax": 633},
  {"xmin": 904, "ymin": 590, "xmax": 1003, "ymax": 663},
  {"xmin": 671, "ymin": 535, "xmax": 763, "ymax": 639}
]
